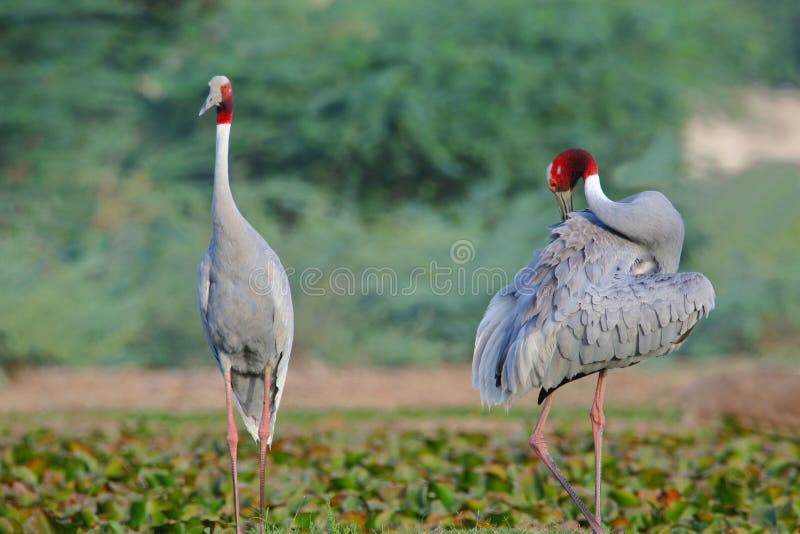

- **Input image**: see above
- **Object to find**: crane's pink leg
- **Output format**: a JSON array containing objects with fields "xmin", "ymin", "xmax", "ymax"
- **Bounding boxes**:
[
  {"xmin": 590, "ymin": 370, "xmax": 608, "ymax": 526},
  {"xmin": 257, "ymin": 368, "xmax": 273, "ymax": 532},
  {"xmin": 530, "ymin": 395, "xmax": 606, "ymax": 534},
  {"xmin": 223, "ymin": 369, "xmax": 242, "ymax": 534}
]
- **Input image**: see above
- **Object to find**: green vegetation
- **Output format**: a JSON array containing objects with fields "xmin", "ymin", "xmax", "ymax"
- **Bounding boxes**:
[
  {"xmin": 1, "ymin": 0, "xmax": 800, "ymax": 367},
  {"xmin": 1, "ymin": 410, "xmax": 797, "ymax": 532}
]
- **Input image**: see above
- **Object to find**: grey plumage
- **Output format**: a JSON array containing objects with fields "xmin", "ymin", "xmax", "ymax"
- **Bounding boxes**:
[
  {"xmin": 197, "ymin": 229, "xmax": 293, "ymax": 445},
  {"xmin": 473, "ymin": 209, "xmax": 714, "ymax": 407}
]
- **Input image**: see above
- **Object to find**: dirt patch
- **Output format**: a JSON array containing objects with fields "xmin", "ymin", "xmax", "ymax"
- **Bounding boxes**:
[
  {"xmin": 1, "ymin": 358, "xmax": 798, "ymax": 433},
  {"xmin": 0, "ymin": 359, "xmax": 697, "ymax": 413},
  {"xmin": 684, "ymin": 367, "xmax": 800, "ymax": 433}
]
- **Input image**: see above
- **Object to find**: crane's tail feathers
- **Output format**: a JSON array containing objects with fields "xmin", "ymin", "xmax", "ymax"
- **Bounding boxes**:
[
  {"xmin": 230, "ymin": 363, "xmax": 289, "ymax": 447},
  {"xmin": 230, "ymin": 370, "xmax": 264, "ymax": 443},
  {"xmin": 268, "ymin": 350, "xmax": 290, "ymax": 447},
  {"xmin": 472, "ymin": 293, "xmax": 519, "ymax": 407}
]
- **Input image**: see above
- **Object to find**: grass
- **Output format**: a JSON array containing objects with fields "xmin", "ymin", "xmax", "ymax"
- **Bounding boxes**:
[{"xmin": 0, "ymin": 407, "xmax": 798, "ymax": 532}]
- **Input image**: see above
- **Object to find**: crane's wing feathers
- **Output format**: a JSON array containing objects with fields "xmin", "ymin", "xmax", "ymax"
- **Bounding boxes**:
[
  {"xmin": 472, "ymin": 211, "xmax": 715, "ymax": 407},
  {"xmin": 196, "ymin": 248, "xmax": 221, "ymax": 369},
  {"xmin": 536, "ymin": 270, "xmax": 715, "ymax": 401},
  {"xmin": 474, "ymin": 213, "xmax": 643, "ymax": 405},
  {"xmin": 260, "ymin": 245, "xmax": 294, "ymax": 447}
]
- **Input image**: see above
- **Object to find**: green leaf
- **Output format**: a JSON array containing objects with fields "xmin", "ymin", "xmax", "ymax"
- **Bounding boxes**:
[
  {"xmin": 610, "ymin": 489, "xmax": 639, "ymax": 507},
  {"xmin": 330, "ymin": 474, "xmax": 359, "ymax": 490},
  {"xmin": 10, "ymin": 466, "xmax": 37, "ymax": 485},
  {"xmin": 98, "ymin": 498, "xmax": 122, "ymax": 521},
  {"xmin": 128, "ymin": 500, "xmax": 146, "ymax": 530},
  {"xmin": 103, "ymin": 457, "xmax": 126, "ymax": 480},
  {"xmin": 0, "ymin": 504, "xmax": 21, "ymax": 522},
  {"xmin": 23, "ymin": 510, "xmax": 55, "ymax": 534},
  {"xmin": 80, "ymin": 508, "xmax": 98, "ymax": 527},
  {"xmin": 0, "ymin": 518, "xmax": 23, "ymax": 534},
  {"xmin": 664, "ymin": 500, "xmax": 692, "ymax": 522},
  {"xmin": 107, "ymin": 520, "xmax": 125, "ymax": 534},
  {"xmin": 432, "ymin": 481, "xmax": 455, "ymax": 509}
]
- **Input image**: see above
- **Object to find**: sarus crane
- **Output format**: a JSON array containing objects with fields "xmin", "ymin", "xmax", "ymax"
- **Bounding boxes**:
[
  {"xmin": 197, "ymin": 75, "xmax": 294, "ymax": 533},
  {"xmin": 472, "ymin": 148, "xmax": 715, "ymax": 533}
]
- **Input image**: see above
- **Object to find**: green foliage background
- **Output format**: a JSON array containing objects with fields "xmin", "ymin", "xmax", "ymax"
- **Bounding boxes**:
[{"xmin": 1, "ymin": 0, "xmax": 799, "ymax": 367}]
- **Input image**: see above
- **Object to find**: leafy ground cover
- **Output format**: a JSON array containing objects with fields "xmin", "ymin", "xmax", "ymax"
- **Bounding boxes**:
[{"xmin": 0, "ymin": 409, "xmax": 798, "ymax": 533}]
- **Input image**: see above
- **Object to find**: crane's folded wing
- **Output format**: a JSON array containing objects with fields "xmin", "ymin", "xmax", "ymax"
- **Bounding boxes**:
[
  {"xmin": 255, "ymin": 246, "xmax": 295, "ymax": 446},
  {"xmin": 196, "ymin": 249, "xmax": 222, "ymax": 370},
  {"xmin": 532, "ymin": 271, "xmax": 716, "ymax": 401}
]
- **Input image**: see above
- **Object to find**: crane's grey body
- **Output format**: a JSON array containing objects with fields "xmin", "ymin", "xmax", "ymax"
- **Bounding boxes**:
[
  {"xmin": 197, "ymin": 123, "xmax": 293, "ymax": 446},
  {"xmin": 473, "ymin": 182, "xmax": 715, "ymax": 407}
]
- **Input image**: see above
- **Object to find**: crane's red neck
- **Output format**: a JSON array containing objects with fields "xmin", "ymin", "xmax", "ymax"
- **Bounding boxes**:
[
  {"xmin": 548, "ymin": 148, "xmax": 598, "ymax": 192},
  {"xmin": 217, "ymin": 82, "xmax": 233, "ymax": 124}
]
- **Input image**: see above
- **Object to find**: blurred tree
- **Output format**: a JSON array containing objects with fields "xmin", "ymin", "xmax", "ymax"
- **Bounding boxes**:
[
  {"xmin": 1, "ymin": 0, "xmax": 798, "ymax": 366},
  {"xmin": 145, "ymin": 0, "xmax": 779, "ymax": 202}
]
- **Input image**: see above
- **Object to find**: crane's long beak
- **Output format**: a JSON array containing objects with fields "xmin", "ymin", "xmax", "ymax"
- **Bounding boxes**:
[
  {"xmin": 554, "ymin": 190, "xmax": 573, "ymax": 222},
  {"xmin": 198, "ymin": 94, "xmax": 216, "ymax": 117}
]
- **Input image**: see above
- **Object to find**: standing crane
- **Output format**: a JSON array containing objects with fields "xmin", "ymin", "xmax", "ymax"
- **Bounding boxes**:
[
  {"xmin": 472, "ymin": 148, "xmax": 715, "ymax": 533},
  {"xmin": 197, "ymin": 75, "xmax": 294, "ymax": 534}
]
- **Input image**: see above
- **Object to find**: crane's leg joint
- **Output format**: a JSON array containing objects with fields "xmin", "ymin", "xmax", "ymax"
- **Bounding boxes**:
[
  {"xmin": 589, "ymin": 403, "xmax": 606, "ymax": 429},
  {"xmin": 529, "ymin": 434, "xmax": 546, "ymax": 455},
  {"xmin": 258, "ymin": 423, "xmax": 270, "ymax": 443},
  {"xmin": 227, "ymin": 428, "xmax": 238, "ymax": 450}
]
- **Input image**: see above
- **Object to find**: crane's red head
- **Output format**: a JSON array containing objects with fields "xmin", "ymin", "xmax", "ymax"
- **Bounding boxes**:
[
  {"xmin": 546, "ymin": 148, "xmax": 598, "ymax": 221},
  {"xmin": 198, "ymin": 75, "xmax": 233, "ymax": 124}
]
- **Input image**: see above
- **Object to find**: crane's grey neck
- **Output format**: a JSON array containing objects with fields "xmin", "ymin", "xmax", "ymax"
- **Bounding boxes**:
[
  {"xmin": 584, "ymin": 174, "xmax": 684, "ymax": 272},
  {"xmin": 211, "ymin": 123, "xmax": 243, "ymax": 231}
]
